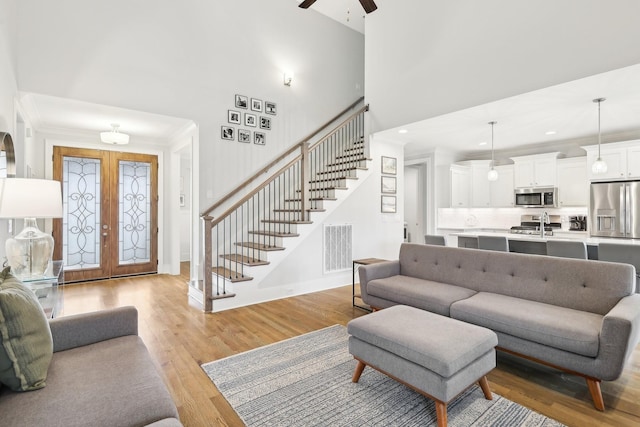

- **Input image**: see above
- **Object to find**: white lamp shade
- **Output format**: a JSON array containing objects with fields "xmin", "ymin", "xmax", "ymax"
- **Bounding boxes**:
[
  {"xmin": 100, "ymin": 130, "xmax": 130, "ymax": 145},
  {"xmin": 0, "ymin": 178, "xmax": 63, "ymax": 218},
  {"xmin": 487, "ymin": 168, "xmax": 499, "ymax": 181},
  {"xmin": 591, "ymin": 158, "xmax": 608, "ymax": 174}
]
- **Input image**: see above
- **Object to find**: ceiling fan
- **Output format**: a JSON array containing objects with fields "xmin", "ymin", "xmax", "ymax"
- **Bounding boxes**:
[{"xmin": 299, "ymin": 0, "xmax": 378, "ymax": 14}]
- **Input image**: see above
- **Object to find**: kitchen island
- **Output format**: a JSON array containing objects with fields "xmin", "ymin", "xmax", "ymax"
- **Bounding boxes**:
[{"xmin": 451, "ymin": 230, "xmax": 640, "ymax": 259}]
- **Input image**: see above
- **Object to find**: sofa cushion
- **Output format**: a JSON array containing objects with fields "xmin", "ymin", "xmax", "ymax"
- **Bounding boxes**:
[
  {"xmin": 451, "ymin": 292, "xmax": 603, "ymax": 357},
  {"xmin": 367, "ymin": 275, "xmax": 476, "ymax": 316},
  {"xmin": 0, "ymin": 335, "xmax": 179, "ymax": 426},
  {"xmin": 0, "ymin": 268, "xmax": 53, "ymax": 391}
]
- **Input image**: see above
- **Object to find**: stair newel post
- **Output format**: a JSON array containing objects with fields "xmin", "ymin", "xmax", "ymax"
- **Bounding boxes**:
[
  {"xmin": 300, "ymin": 142, "xmax": 311, "ymax": 222},
  {"xmin": 202, "ymin": 215, "xmax": 214, "ymax": 312}
]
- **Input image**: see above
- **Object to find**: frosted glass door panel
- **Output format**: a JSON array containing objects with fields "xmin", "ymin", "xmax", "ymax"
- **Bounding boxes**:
[
  {"xmin": 62, "ymin": 156, "xmax": 101, "ymax": 271},
  {"xmin": 118, "ymin": 160, "xmax": 151, "ymax": 265}
]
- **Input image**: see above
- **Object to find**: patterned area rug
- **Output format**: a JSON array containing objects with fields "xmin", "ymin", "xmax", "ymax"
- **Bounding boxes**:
[{"xmin": 202, "ymin": 325, "xmax": 564, "ymax": 426}]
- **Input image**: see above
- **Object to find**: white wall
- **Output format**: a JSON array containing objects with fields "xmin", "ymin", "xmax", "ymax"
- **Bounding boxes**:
[
  {"xmin": 365, "ymin": 0, "xmax": 640, "ymax": 134},
  {"xmin": 16, "ymin": 0, "xmax": 365, "ymax": 285}
]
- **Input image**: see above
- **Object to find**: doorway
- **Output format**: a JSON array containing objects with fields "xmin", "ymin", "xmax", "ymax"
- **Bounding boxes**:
[{"xmin": 52, "ymin": 147, "xmax": 158, "ymax": 282}]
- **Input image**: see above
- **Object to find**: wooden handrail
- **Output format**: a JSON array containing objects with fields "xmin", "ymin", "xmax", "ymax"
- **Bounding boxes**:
[{"xmin": 201, "ymin": 96, "xmax": 364, "ymax": 217}]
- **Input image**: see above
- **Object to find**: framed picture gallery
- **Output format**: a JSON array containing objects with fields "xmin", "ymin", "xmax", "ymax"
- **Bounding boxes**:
[{"xmin": 224, "ymin": 94, "xmax": 275, "ymax": 145}]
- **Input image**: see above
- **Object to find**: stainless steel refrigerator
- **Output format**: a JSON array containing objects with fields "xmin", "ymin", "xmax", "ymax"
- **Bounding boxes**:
[{"xmin": 590, "ymin": 181, "xmax": 640, "ymax": 238}]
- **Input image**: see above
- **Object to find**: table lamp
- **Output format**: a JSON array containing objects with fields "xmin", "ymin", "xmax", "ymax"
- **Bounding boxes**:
[{"xmin": 0, "ymin": 178, "xmax": 63, "ymax": 280}]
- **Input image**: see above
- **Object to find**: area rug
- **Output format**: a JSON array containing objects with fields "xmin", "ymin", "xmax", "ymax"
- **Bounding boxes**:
[{"xmin": 202, "ymin": 325, "xmax": 564, "ymax": 426}]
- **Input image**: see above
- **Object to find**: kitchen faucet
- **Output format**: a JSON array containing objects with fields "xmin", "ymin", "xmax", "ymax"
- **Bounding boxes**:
[{"xmin": 540, "ymin": 211, "xmax": 550, "ymax": 237}]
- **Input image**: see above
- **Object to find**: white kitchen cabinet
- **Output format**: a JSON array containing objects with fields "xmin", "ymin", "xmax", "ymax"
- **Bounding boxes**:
[
  {"xmin": 627, "ymin": 146, "xmax": 640, "ymax": 178},
  {"xmin": 470, "ymin": 161, "xmax": 491, "ymax": 207},
  {"xmin": 450, "ymin": 164, "xmax": 470, "ymax": 207},
  {"xmin": 557, "ymin": 157, "xmax": 588, "ymax": 207},
  {"xmin": 511, "ymin": 153, "xmax": 560, "ymax": 188},
  {"xmin": 490, "ymin": 165, "xmax": 514, "ymax": 207},
  {"xmin": 583, "ymin": 140, "xmax": 640, "ymax": 180}
]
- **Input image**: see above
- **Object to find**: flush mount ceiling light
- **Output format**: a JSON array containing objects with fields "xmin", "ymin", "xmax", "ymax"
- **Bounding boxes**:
[
  {"xmin": 487, "ymin": 121, "xmax": 498, "ymax": 181},
  {"xmin": 398, "ymin": 129, "xmax": 408, "ymax": 134},
  {"xmin": 591, "ymin": 98, "xmax": 607, "ymax": 174},
  {"xmin": 100, "ymin": 124, "xmax": 130, "ymax": 145}
]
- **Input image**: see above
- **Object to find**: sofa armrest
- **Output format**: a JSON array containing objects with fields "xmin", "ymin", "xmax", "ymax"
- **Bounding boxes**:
[
  {"xmin": 598, "ymin": 294, "xmax": 640, "ymax": 380},
  {"xmin": 49, "ymin": 306, "xmax": 139, "ymax": 353},
  {"xmin": 358, "ymin": 260, "xmax": 400, "ymax": 303}
]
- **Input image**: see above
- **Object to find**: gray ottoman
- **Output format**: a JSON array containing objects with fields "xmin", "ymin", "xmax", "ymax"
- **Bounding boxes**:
[{"xmin": 347, "ymin": 305, "xmax": 498, "ymax": 427}]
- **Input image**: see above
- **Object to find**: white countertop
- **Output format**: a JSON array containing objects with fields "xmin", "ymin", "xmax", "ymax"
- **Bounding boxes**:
[{"xmin": 451, "ymin": 230, "xmax": 640, "ymax": 246}]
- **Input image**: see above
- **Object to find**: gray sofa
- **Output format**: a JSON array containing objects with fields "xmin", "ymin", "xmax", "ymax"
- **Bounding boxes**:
[
  {"xmin": 359, "ymin": 243, "xmax": 640, "ymax": 411},
  {"xmin": 0, "ymin": 306, "xmax": 182, "ymax": 426}
]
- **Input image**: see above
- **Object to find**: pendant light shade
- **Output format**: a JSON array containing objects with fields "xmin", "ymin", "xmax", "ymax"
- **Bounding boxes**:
[
  {"xmin": 100, "ymin": 124, "xmax": 130, "ymax": 145},
  {"xmin": 591, "ymin": 98, "xmax": 607, "ymax": 174},
  {"xmin": 487, "ymin": 121, "xmax": 498, "ymax": 181}
]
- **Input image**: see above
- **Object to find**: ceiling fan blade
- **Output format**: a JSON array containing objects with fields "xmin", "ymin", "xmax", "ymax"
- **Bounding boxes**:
[
  {"xmin": 298, "ymin": 0, "xmax": 318, "ymax": 9},
  {"xmin": 359, "ymin": 0, "xmax": 378, "ymax": 13}
]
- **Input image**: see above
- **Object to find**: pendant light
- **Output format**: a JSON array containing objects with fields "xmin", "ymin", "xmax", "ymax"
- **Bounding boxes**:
[
  {"xmin": 591, "ymin": 98, "xmax": 607, "ymax": 174},
  {"xmin": 487, "ymin": 121, "xmax": 498, "ymax": 181}
]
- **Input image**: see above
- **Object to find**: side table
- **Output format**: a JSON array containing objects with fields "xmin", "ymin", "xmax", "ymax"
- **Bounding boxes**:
[
  {"xmin": 352, "ymin": 258, "xmax": 388, "ymax": 311},
  {"xmin": 22, "ymin": 260, "xmax": 64, "ymax": 319}
]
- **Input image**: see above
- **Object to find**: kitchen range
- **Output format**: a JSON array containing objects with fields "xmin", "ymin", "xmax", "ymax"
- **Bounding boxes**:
[{"xmin": 510, "ymin": 214, "xmax": 561, "ymax": 236}]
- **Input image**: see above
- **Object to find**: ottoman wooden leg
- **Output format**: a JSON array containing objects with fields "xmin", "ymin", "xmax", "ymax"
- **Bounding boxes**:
[
  {"xmin": 435, "ymin": 400, "xmax": 447, "ymax": 427},
  {"xmin": 352, "ymin": 360, "xmax": 366, "ymax": 383},
  {"xmin": 478, "ymin": 376, "xmax": 493, "ymax": 400}
]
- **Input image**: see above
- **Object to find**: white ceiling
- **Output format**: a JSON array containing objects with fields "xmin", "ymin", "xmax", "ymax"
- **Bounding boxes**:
[
  {"xmin": 295, "ymin": 0, "xmax": 368, "ymax": 34},
  {"xmin": 18, "ymin": 3, "xmax": 640, "ymax": 158},
  {"xmin": 377, "ymin": 63, "xmax": 640, "ymax": 158},
  {"xmin": 19, "ymin": 92, "xmax": 193, "ymax": 145}
]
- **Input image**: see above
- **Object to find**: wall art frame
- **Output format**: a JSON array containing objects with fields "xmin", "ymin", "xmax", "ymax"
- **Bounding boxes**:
[
  {"xmin": 221, "ymin": 126, "xmax": 235, "ymax": 140},
  {"xmin": 254, "ymin": 132, "xmax": 266, "ymax": 145},
  {"xmin": 238, "ymin": 129, "xmax": 251, "ymax": 143},
  {"xmin": 228, "ymin": 110, "xmax": 241, "ymax": 124},
  {"xmin": 251, "ymin": 98, "xmax": 263, "ymax": 112},
  {"xmin": 265, "ymin": 101, "xmax": 277, "ymax": 115},
  {"xmin": 260, "ymin": 116, "xmax": 271, "ymax": 130},
  {"xmin": 245, "ymin": 113, "xmax": 257, "ymax": 127},
  {"xmin": 235, "ymin": 94, "xmax": 248, "ymax": 109},
  {"xmin": 381, "ymin": 195, "xmax": 397, "ymax": 213},
  {"xmin": 381, "ymin": 176, "xmax": 397, "ymax": 194},
  {"xmin": 381, "ymin": 156, "xmax": 397, "ymax": 175}
]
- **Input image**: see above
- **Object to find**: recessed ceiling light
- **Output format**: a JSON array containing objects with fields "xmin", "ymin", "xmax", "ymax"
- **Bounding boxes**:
[
  {"xmin": 478, "ymin": 141, "xmax": 487, "ymax": 146},
  {"xmin": 545, "ymin": 130, "xmax": 557, "ymax": 135},
  {"xmin": 398, "ymin": 129, "xmax": 408, "ymax": 134}
]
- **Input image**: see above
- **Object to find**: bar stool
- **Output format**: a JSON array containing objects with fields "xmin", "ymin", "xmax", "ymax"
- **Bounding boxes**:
[
  {"xmin": 546, "ymin": 240, "xmax": 588, "ymax": 259},
  {"xmin": 477, "ymin": 236, "xmax": 509, "ymax": 252},
  {"xmin": 424, "ymin": 234, "xmax": 446, "ymax": 246},
  {"xmin": 598, "ymin": 243, "xmax": 640, "ymax": 293}
]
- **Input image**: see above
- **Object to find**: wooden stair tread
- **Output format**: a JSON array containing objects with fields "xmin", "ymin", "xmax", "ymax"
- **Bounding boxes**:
[
  {"xmin": 297, "ymin": 186, "xmax": 348, "ymax": 191},
  {"xmin": 235, "ymin": 242, "xmax": 285, "ymax": 251},
  {"xmin": 261, "ymin": 219, "xmax": 313, "ymax": 224},
  {"xmin": 219, "ymin": 254, "xmax": 269, "ymax": 266},
  {"xmin": 317, "ymin": 167, "xmax": 367, "ymax": 175},
  {"xmin": 249, "ymin": 230, "xmax": 299, "ymax": 237},
  {"xmin": 273, "ymin": 208, "xmax": 326, "ymax": 213},
  {"xmin": 211, "ymin": 267, "xmax": 253, "ymax": 282},
  {"xmin": 327, "ymin": 159, "xmax": 369, "ymax": 167},
  {"xmin": 285, "ymin": 197, "xmax": 337, "ymax": 202}
]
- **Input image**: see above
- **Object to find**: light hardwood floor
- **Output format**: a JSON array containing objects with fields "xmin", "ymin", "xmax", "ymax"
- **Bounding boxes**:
[{"xmin": 58, "ymin": 265, "xmax": 640, "ymax": 427}]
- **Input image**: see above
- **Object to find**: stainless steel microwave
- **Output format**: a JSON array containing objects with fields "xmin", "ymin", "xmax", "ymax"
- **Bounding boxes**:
[{"xmin": 514, "ymin": 187, "xmax": 557, "ymax": 208}]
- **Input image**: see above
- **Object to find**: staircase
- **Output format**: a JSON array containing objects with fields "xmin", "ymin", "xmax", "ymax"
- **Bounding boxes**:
[{"xmin": 201, "ymin": 100, "xmax": 369, "ymax": 311}]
